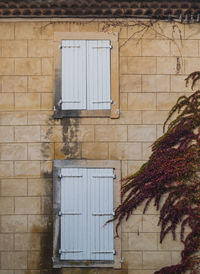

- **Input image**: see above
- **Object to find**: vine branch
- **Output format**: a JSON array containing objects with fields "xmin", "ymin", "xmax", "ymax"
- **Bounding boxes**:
[{"xmin": 113, "ymin": 73, "xmax": 200, "ymax": 274}]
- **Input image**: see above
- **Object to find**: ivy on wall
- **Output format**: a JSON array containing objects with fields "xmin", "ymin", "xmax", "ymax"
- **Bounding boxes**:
[{"xmin": 113, "ymin": 72, "xmax": 200, "ymax": 273}]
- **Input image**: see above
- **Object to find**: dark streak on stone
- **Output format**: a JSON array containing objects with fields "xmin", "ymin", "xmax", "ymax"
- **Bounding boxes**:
[
  {"xmin": 61, "ymin": 117, "xmax": 81, "ymax": 159},
  {"xmin": 38, "ymin": 114, "xmax": 58, "ymax": 272},
  {"xmin": 39, "ymin": 113, "xmax": 80, "ymax": 272}
]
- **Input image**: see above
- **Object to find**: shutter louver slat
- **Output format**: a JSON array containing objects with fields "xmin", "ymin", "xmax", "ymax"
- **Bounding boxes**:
[{"xmin": 62, "ymin": 40, "xmax": 87, "ymax": 110}]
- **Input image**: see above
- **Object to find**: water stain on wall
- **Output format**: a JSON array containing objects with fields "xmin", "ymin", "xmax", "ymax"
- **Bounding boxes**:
[
  {"xmin": 60, "ymin": 117, "xmax": 81, "ymax": 159},
  {"xmin": 39, "ymin": 115, "xmax": 81, "ymax": 272}
]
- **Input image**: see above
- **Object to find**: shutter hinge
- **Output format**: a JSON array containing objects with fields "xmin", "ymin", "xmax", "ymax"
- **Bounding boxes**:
[
  {"xmin": 91, "ymin": 249, "xmax": 116, "ymax": 255},
  {"xmin": 58, "ymin": 171, "xmax": 83, "ymax": 179},
  {"xmin": 92, "ymin": 99, "xmax": 113, "ymax": 104},
  {"xmin": 92, "ymin": 45, "xmax": 113, "ymax": 49},
  {"xmin": 59, "ymin": 45, "xmax": 80, "ymax": 49},
  {"xmin": 59, "ymin": 211, "xmax": 81, "ymax": 216},
  {"xmin": 92, "ymin": 212, "xmax": 115, "ymax": 216},
  {"xmin": 60, "ymin": 99, "xmax": 80, "ymax": 104},
  {"xmin": 92, "ymin": 174, "xmax": 116, "ymax": 179},
  {"xmin": 60, "ymin": 175, "xmax": 83, "ymax": 178},
  {"xmin": 59, "ymin": 249, "xmax": 83, "ymax": 254}
]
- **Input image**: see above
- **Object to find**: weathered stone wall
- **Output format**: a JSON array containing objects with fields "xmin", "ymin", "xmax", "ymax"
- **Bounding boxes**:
[{"xmin": 0, "ymin": 20, "xmax": 198, "ymax": 274}]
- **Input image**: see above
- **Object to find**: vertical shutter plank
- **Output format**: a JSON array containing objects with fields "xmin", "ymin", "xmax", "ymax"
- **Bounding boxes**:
[
  {"xmin": 62, "ymin": 40, "xmax": 86, "ymax": 110},
  {"xmin": 88, "ymin": 168, "xmax": 114, "ymax": 261},
  {"xmin": 101, "ymin": 169, "xmax": 105, "ymax": 261},
  {"xmin": 60, "ymin": 168, "xmax": 87, "ymax": 260},
  {"xmin": 86, "ymin": 168, "xmax": 91, "ymax": 260},
  {"xmin": 108, "ymin": 170, "xmax": 114, "ymax": 260},
  {"xmin": 82, "ymin": 168, "xmax": 87, "ymax": 261},
  {"xmin": 87, "ymin": 40, "xmax": 111, "ymax": 110}
]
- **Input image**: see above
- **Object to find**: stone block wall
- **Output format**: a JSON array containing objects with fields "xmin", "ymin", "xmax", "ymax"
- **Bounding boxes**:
[{"xmin": 0, "ymin": 20, "xmax": 198, "ymax": 274}]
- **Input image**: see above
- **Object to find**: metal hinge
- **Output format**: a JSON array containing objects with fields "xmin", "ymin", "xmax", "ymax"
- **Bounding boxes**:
[
  {"xmin": 58, "ymin": 173, "xmax": 83, "ymax": 179},
  {"xmin": 91, "ymin": 250, "xmax": 116, "ymax": 255},
  {"xmin": 59, "ymin": 249, "xmax": 83, "ymax": 254},
  {"xmin": 92, "ymin": 211, "xmax": 115, "ymax": 216},
  {"xmin": 59, "ymin": 99, "xmax": 80, "ymax": 104},
  {"xmin": 92, "ymin": 45, "xmax": 113, "ymax": 49},
  {"xmin": 92, "ymin": 174, "xmax": 116, "ymax": 179},
  {"xmin": 92, "ymin": 100, "xmax": 113, "ymax": 104},
  {"xmin": 60, "ymin": 45, "xmax": 80, "ymax": 49},
  {"xmin": 63, "ymin": 175, "xmax": 83, "ymax": 178},
  {"xmin": 59, "ymin": 211, "xmax": 81, "ymax": 216}
]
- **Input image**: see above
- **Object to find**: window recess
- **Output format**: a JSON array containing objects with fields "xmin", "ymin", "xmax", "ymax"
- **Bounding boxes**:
[
  {"xmin": 53, "ymin": 32, "xmax": 119, "ymax": 119},
  {"xmin": 53, "ymin": 160, "xmax": 121, "ymax": 268}
]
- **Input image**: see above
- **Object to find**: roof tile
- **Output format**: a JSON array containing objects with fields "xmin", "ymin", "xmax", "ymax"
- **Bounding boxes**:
[{"xmin": 0, "ymin": 0, "xmax": 199, "ymax": 19}]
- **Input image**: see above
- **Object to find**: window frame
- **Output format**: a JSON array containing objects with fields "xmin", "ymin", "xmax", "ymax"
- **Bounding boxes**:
[
  {"xmin": 53, "ymin": 32, "xmax": 119, "ymax": 119},
  {"xmin": 52, "ymin": 160, "xmax": 122, "ymax": 269}
]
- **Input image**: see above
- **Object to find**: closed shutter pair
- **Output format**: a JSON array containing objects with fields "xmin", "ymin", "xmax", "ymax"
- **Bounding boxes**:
[
  {"xmin": 60, "ymin": 168, "xmax": 114, "ymax": 261},
  {"xmin": 61, "ymin": 40, "xmax": 111, "ymax": 111}
]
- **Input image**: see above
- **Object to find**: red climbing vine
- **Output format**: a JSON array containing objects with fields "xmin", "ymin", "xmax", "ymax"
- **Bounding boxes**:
[{"xmin": 114, "ymin": 72, "xmax": 200, "ymax": 274}]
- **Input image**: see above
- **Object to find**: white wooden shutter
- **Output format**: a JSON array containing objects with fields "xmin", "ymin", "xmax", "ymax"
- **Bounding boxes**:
[
  {"xmin": 60, "ymin": 167, "xmax": 114, "ymax": 261},
  {"xmin": 62, "ymin": 40, "xmax": 87, "ymax": 110},
  {"xmin": 87, "ymin": 40, "xmax": 111, "ymax": 110},
  {"xmin": 60, "ymin": 168, "xmax": 87, "ymax": 260},
  {"xmin": 88, "ymin": 168, "xmax": 114, "ymax": 261}
]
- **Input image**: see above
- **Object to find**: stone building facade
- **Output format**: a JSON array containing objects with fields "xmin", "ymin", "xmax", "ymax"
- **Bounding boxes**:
[{"xmin": 0, "ymin": 2, "xmax": 200, "ymax": 273}]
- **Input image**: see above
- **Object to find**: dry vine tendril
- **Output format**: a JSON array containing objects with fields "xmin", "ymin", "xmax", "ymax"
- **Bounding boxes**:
[{"xmin": 113, "ymin": 72, "xmax": 200, "ymax": 274}]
